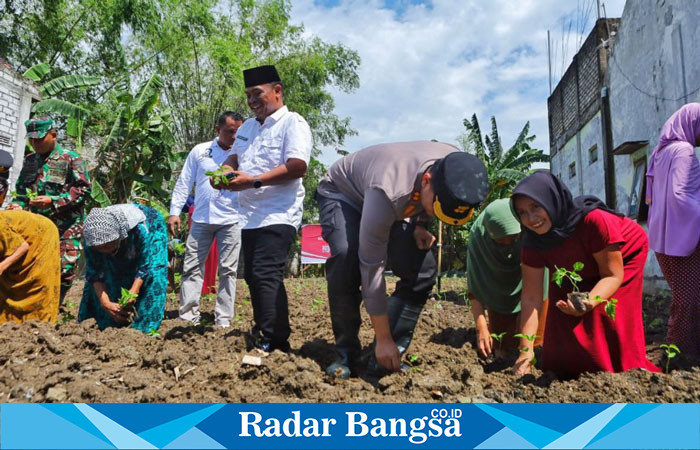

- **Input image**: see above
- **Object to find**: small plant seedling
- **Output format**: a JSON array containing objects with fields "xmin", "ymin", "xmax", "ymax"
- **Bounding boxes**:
[
  {"xmin": 514, "ymin": 333, "xmax": 538, "ymax": 367},
  {"xmin": 552, "ymin": 262, "xmax": 584, "ymax": 292},
  {"xmin": 174, "ymin": 273, "xmax": 182, "ymax": 286},
  {"xmin": 205, "ymin": 168, "xmax": 234, "ymax": 186},
  {"xmin": 118, "ymin": 288, "xmax": 138, "ymax": 308},
  {"xmin": 26, "ymin": 190, "xmax": 38, "ymax": 201},
  {"xmin": 173, "ymin": 242, "xmax": 186, "ymax": 256},
  {"xmin": 59, "ymin": 312, "xmax": 75, "ymax": 324},
  {"xmin": 490, "ymin": 332, "xmax": 507, "ymax": 351},
  {"xmin": 234, "ymin": 314, "xmax": 244, "ymax": 324},
  {"xmin": 594, "ymin": 295, "xmax": 618, "ymax": 320},
  {"xmin": 660, "ymin": 344, "xmax": 680, "ymax": 374},
  {"xmin": 408, "ymin": 354, "xmax": 421, "ymax": 365},
  {"xmin": 146, "ymin": 329, "xmax": 161, "ymax": 338},
  {"xmin": 553, "ymin": 262, "xmax": 588, "ymax": 312},
  {"xmin": 310, "ymin": 296, "xmax": 326, "ymax": 313}
]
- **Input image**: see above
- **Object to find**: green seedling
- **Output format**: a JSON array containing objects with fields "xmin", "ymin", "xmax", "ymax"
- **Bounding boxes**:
[
  {"xmin": 594, "ymin": 295, "xmax": 618, "ymax": 320},
  {"xmin": 118, "ymin": 288, "xmax": 138, "ymax": 308},
  {"xmin": 26, "ymin": 190, "xmax": 38, "ymax": 201},
  {"xmin": 174, "ymin": 273, "xmax": 182, "ymax": 286},
  {"xmin": 406, "ymin": 354, "xmax": 422, "ymax": 374},
  {"xmin": 59, "ymin": 312, "xmax": 75, "ymax": 324},
  {"xmin": 234, "ymin": 314, "xmax": 244, "ymax": 324},
  {"xmin": 173, "ymin": 242, "xmax": 186, "ymax": 256},
  {"xmin": 660, "ymin": 344, "xmax": 680, "ymax": 374},
  {"xmin": 310, "ymin": 296, "xmax": 326, "ymax": 313},
  {"xmin": 146, "ymin": 329, "xmax": 161, "ymax": 338},
  {"xmin": 553, "ymin": 262, "xmax": 589, "ymax": 312},
  {"xmin": 552, "ymin": 262, "xmax": 584, "ymax": 292},
  {"xmin": 205, "ymin": 168, "xmax": 233, "ymax": 186},
  {"xmin": 490, "ymin": 332, "xmax": 507, "ymax": 351},
  {"xmin": 514, "ymin": 333, "xmax": 538, "ymax": 367}
]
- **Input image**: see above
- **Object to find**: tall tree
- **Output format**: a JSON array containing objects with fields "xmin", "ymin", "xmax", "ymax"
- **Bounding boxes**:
[{"xmin": 133, "ymin": 0, "xmax": 360, "ymax": 152}]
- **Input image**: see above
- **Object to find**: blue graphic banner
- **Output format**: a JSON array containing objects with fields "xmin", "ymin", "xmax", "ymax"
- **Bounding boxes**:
[{"xmin": 1, "ymin": 403, "xmax": 698, "ymax": 449}]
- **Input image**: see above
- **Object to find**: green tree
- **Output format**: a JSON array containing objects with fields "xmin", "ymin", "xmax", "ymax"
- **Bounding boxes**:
[
  {"xmin": 23, "ymin": 63, "xmax": 101, "ymax": 149},
  {"xmin": 459, "ymin": 114, "xmax": 549, "ymax": 204},
  {"xmin": 134, "ymin": 0, "xmax": 360, "ymax": 152},
  {"xmin": 91, "ymin": 74, "xmax": 176, "ymax": 206}
]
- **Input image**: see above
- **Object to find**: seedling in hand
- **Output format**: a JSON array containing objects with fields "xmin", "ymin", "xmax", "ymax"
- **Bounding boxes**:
[
  {"xmin": 26, "ymin": 190, "xmax": 38, "ymax": 201},
  {"xmin": 118, "ymin": 288, "xmax": 138, "ymax": 308},
  {"xmin": 660, "ymin": 344, "xmax": 680, "ymax": 373},
  {"xmin": 205, "ymin": 168, "xmax": 234, "ymax": 187},
  {"xmin": 514, "ymin": 333, "xmax": 538, "ymax": 367},
  {"xmin": 594, "ymin": 295, "xmax": 618, "ymax": 320},
  {"xmin": 553, "ymin": 262, "xmax": 588, "ymax": 312}
]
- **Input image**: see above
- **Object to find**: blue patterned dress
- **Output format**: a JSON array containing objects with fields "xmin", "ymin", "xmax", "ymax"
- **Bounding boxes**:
[{"xmin": 78, "ymin": 205, "xmax": 168, "ymax": 332}]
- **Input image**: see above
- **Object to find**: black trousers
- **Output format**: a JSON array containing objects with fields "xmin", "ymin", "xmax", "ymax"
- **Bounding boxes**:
[
  {"xmin": 242, "ymin": 224, "xmax": 296, "ymax": 346},
  {"xmin": 317, "ymin": 193, "xmax": 437, "ymax": 355}
]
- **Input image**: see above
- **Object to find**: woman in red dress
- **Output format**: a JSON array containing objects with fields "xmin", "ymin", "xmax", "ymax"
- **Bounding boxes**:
[{"xmin": 510, "ymin": 171, "xmax": 659, "ymax": 377}]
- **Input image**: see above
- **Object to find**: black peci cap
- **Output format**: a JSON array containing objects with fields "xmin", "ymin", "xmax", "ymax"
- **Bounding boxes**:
[
  {"xmin": 243, "ymin": 65, "xmax": 282, "ymax": 88},
  {"xmin": 431, "ymin": 152, "xmax": 489, "ymax": 225}
]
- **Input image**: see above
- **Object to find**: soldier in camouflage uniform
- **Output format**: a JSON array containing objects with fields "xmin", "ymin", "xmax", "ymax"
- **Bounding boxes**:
[{"xmin": 9, "ymin": 116, "xmax": 91, "ymax": 299}]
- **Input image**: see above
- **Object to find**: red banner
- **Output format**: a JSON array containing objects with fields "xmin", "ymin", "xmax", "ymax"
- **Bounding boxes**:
[{"xmin": 300, "ymin": 224, "xmax": 331, "ymax": 264}]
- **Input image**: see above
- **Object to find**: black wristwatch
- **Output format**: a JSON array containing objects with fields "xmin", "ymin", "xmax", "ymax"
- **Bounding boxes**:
[{"xmin": 253, "ymin": 178, "xmax": 263, "ymax": 189}]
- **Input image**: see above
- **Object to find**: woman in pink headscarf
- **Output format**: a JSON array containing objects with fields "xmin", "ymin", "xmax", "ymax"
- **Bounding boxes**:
[{"xmin": 646, "ymin": 103, "xmax": 700, "ymax": 359}]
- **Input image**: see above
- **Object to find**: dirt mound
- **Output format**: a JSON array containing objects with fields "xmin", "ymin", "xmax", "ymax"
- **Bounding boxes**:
[{"xmin": 0, "ymin": 278, "xmax": 697, "ymax": 403}]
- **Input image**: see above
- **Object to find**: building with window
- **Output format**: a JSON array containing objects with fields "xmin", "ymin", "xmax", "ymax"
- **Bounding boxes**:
[
  {"xmin": 0, "ymin": 58, "xmax": 40, "ymax": 200},
  {"xmin": 548, "ymin": 0, "xmax": 700, "ymax": 293}
]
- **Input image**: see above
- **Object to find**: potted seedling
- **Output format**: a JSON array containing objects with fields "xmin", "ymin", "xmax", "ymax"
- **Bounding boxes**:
[
  {"xmin": 514, "ymin": 333, "xmax": 538, "ymax": 367},
  {"xmin": 552, "ymin": 261, "xmax": 587, "ymax": 312},
  {"xmin": 205, "ymin": 168, "xmax": 235, "ymax": 187},
  {"xmin": 660, "ymin": 344, "xmax": 680, "ymax": 374}
]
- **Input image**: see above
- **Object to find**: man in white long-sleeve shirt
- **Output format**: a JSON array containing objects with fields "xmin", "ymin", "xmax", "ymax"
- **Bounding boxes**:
[{"xmin": 168, "ymin": 111, "xmax": 244, "ymax": 327}]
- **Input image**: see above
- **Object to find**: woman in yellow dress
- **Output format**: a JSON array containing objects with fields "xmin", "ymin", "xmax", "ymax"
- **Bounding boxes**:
[{"xmin": 0, "ymin": 150, "xmax": 61, "ymax": 324}]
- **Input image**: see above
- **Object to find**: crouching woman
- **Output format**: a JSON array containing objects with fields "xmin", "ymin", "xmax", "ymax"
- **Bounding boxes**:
[
  {"xmin": 78, "ymin": 204, "xmax": 168, "ymax": 333},
  {"xmin": 511, "ymin": 171, "xmax": 658, "ymax": 377}
]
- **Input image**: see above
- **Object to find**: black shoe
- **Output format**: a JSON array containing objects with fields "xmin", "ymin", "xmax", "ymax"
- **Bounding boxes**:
[{"xmin": 326, "ymin": 347, "xmax": 358, "ymax": 380}]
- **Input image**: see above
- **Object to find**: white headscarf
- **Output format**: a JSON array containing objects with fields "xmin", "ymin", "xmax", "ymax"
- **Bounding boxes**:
[{"xmin": 84, "ymin": 204, "xmax": 146, "ymax": 247}]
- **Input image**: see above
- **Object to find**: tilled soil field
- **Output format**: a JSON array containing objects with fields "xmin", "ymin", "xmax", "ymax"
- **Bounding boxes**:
[{"xmin": 1, "ymin": 277, "xmax": 698, "ymax": 403}]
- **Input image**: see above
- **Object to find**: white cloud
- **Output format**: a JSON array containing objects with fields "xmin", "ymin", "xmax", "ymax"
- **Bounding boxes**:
[{"xmin": 290, "ymin": 0, "xmax": 627, "ymax": 166}]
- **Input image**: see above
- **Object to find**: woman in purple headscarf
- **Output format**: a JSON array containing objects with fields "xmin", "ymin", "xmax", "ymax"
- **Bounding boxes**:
[{"xmin": 646, "ymin": 103, "xmax": 700, "ymax": 359}]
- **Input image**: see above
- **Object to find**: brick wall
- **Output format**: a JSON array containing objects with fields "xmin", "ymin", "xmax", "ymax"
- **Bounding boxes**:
[{"xmin": 547, "ymin": 19, "xmax": 620, "ymax": 154}]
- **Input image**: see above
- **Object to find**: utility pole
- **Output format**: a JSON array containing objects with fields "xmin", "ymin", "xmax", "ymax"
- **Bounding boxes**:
[
  {"xmin": 548, "ymin": 30, "xmax": 552, "ymax": 95},
  {"xmin": 596, "ymin": 0, "xmax": 602, "ymax": 20}
]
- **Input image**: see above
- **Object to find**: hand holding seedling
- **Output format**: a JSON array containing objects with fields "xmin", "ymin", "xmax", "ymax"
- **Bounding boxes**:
[
  {"xmin": 28, "ymin": 195, "xmax": 52, "ymax": 208},
  {"xmin": 553, "ymin": 262, "xmax": 593, "ymax": 315},
  {"xmin": 206, "ymin": 167, "xmax": 234, "ymax": 189},
  {"xmin": 513, "ymin": 333, "xmax": 538, "ymax": 373},
  {"xmin": 118, "ymin": 287, "xmax": 138, "ymax": 308}
]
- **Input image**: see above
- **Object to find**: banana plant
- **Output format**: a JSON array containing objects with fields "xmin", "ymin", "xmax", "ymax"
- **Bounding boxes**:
[
  {"xmin": 23, "ymin": 63, "xmax": 101, "ymax": 150},
  {"xmin": 92, "ymin": 74, "xmax": 177, "ymax": 205}
]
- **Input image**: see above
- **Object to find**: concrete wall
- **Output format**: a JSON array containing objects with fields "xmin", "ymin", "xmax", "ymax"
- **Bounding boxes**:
[
  {"xmin": 0, "ymin": 60, "xmax": 39, "ymax": 201},
  {"xmin": 609, "ymin": 0, "xmax": 700, "ymax": 152},
  {"xmin": 551, "ymin": 111, "xmax": 606, "ymax": 200},
  {"xmin": 606, "ymin": 0, "xmax": 700, "ymax": 294}
]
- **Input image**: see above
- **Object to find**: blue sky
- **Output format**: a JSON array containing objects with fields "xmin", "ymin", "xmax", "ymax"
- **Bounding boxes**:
[{"xmin": 290, "ymin": 0, "xmax": 627, "ymax": 166}]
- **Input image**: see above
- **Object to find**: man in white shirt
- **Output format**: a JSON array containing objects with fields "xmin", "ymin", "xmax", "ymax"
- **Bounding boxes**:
[
  {"xmin": 221, "ymin": 65, "xmax": 312, "ymax": 352},
  {"xmin": 169, "ymin": 111, "xmax": 244, "ymax": 327}
]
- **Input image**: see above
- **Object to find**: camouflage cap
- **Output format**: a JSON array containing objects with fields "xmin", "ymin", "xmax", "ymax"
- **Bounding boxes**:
[{"xmin": 25, "ymin": 116, "xmax": 54, "ymax": 139}]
